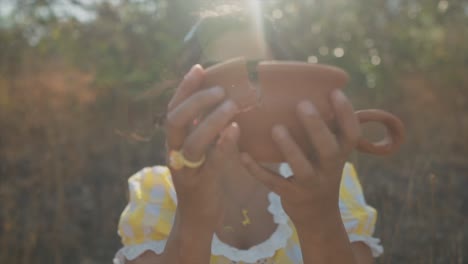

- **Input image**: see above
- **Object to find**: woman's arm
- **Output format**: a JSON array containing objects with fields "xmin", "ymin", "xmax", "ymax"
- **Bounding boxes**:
[
  {"xmin": 294, "ymin": 209, "xmax": 356, "ymax": 264},
  {"xmin": 293, "ymin": 209, "xmax": 373, "ymax": 264},
  {"xmin": 351, "ymin": 242, "xmax": 374, "ymax": 264},
  {"xmin": 241, "ymin": 90, "xmax": 376, "ymax": 264},
  {"xmin": 125, "ymin": 64, "xmax": 240, "ymax": 264},
  {"xmin": 127, "ymin": 210, "xmax": 215, "ymax": 264}
]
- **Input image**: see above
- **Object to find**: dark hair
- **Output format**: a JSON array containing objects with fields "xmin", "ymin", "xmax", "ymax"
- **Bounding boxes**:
[
  {"xmin": 129, "ymin": 4, "xmax": 296, "ymax": 136},
  {"xmin": 174, "ymin": 5, "xmax": 294, "ymax": 76}
]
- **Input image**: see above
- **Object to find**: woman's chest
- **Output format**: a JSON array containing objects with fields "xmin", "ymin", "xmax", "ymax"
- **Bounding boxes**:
[
  {"xmin": 216, "ymin": 192, "xmax": 277, "ymax": 249},
  {"xmin": 210, "ymin": 193, "xmax": 302, "ymax": 264}
]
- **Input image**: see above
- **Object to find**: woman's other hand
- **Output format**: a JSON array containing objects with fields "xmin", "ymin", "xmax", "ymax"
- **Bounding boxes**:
[
  {"xmin": 240, "ymin": 89, "xmax": 361, "ymax": 226},
  {"xmin": 127, "ymin": 65, "xmax": 246, "ymax": 264},
  {"xmin": 165, "ymin": 64, "xmax": 239, "ymax": 229}
]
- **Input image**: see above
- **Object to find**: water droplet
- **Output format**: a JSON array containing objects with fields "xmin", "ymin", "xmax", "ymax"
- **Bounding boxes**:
[{"xmin": 333, "ymin": 48, "xmax": 345, "ymax": 58}]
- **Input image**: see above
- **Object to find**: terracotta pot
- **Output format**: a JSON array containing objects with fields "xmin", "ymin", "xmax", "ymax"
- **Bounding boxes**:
[{"xmin": 202, "ymin": 57, "xmax": 405, "ymax": 162}]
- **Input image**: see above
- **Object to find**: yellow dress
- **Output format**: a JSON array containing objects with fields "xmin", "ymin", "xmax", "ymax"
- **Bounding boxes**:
[{"xmin": 114, "ymin": 163, "xmax": 383, "ymax": 264}]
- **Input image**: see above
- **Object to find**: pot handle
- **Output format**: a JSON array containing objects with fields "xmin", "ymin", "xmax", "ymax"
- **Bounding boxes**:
[{"xmin": 355, "ymin": 109, "xmax": 405, "ymax": 156}]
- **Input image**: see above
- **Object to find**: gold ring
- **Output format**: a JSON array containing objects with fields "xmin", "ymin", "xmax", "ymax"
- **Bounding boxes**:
[{"xmin": 169, "ymin": 150, "xmax": 206, "ymax": 170}]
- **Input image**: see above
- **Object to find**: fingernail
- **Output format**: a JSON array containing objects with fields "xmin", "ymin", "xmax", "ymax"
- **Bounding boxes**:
[
  {"xmin": 222, "ymin": 100, "xmax": 237, "ymax": 112},
  {"xmin": 184, "ymin": 64, "xmax": 201, "ymax": 80},
  {"xmin": 332, "ymin": 89, "xmax": 346, "ymax": 104},
  {"xmin": 299, "ymin": 101, "xmax": 317, "ymax": 115},
  {"xmin": 272, "ymin": 125, "xmax": 287, "ymax": 140},
  {"xmin": 210, "ymin": 86, "xmax": 225, "ymax": 98}
]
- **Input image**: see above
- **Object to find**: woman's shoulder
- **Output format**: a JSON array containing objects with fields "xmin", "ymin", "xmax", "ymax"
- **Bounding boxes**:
[
  {"xmin": 126, "ymin": 166, "xmax": 177, "ymax": 205},
  {"xmin": 118, "ymin": 166, "xmax": 176, "ymax": 248},
  {"xmin": 116, "ymin": 166, "xmax": 177, "ymax": 262}
]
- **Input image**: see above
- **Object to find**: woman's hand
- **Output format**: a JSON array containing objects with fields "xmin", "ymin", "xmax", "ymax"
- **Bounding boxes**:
[
  {"xmin": 241, "ymin": 89, "xmax": 363, "ymax": 264},
  {"xmin": 165, "ymin": 64, "xmax": 240, "ymax": 229},
  {"xmin": 240, "ymin": 89, "xmax": 361, "ymax": 226}
]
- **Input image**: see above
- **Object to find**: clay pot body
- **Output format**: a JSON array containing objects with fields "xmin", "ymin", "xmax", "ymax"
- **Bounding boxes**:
[{"xmin": 202, "ymin": 58, "xmax": 405, "ymax": 162}]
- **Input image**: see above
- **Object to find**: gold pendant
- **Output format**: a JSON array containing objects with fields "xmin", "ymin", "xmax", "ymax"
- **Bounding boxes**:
[{"xmin": 241, "ymin": 209, "xmax": 251, "ymax": 226}]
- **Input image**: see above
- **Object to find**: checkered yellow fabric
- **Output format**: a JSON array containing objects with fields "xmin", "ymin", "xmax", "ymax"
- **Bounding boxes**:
[{"xmin": 116, "ymin": 163, "xmax": 382, "ymax": 263}]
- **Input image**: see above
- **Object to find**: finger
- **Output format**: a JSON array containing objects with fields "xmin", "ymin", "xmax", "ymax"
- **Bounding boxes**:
[
  {"xmin": 168, "ymin": 64, "xmax": 204, "ymax": 111},
  {"xmin": 166, "ymin": 86, "xmax": 225, "ymax": 149},
  {"xmin": 217, "ymin": 122, "xmax": 240, "ymax": 153},
  {"xmin": 271, "ymin": 125, "xmax": 315, "ymax": 182},
  {"xmin": 241, "ymin": 152, "xmax": 293, "ymax": 196},
  {"xmin": 297, "ymin": 101, "xmax": 340, "ymax": 164},
  {"xmin": 182, "ymin": 100, "xmax": 238, "ymax": 162},
  {"xmin": 208, "ymin": 123, "xmax": 240, "ymax": 168},
  {"xmin": 330, "ymin": 90, "xmax": 360, "ymax": 153}
]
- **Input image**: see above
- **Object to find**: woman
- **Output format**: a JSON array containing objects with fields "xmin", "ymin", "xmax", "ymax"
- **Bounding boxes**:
[{"xmin": 114, "ymin": 5, "xmax": 382, "ymax": 264}]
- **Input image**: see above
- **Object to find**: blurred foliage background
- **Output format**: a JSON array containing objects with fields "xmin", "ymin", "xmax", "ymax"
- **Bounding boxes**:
[{"xmin": 0, "ymin": 0, "xmax": 467, "ymax": 263}]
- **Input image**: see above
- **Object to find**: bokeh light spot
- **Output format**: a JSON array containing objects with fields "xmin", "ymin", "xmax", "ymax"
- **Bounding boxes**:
[
  {"xmin": 371, "ymin": 55, "xmax": 381, "ymax": 65},
  {"xmin": 367, "ymin": 75, "xmax": 377, "ymax": 88},
  {"xmin": 307, "ymin": 56, "xmax": 318, "ymax": 63},
  {"xmin": 438, "ymin": 1, "xmax": 449, "ymax": 13},
  {"xmin": 333, "ymin": 47, "xmax": 345, "ymax": 58},
  {"xmin": 272, "ymin": 9, "xmax": 283, "ymax": 19}
]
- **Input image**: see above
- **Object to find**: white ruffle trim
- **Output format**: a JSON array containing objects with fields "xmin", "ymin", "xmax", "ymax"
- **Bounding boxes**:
[
  {"xmin": 267, "ymin": 192, "xmax": 289, "ymax": 224},
  {"xmin": 348, "ymin": 233, "xmax": 384, "ymax": 257},
  {"xmin": 211, "ymin": 192, "xmax": 293, "ymax": 263},
  {"xmin": 113, "ymin": 240, "xmax": 167, "ymax": 264},
  {"xmin": 113, "ymin": 193, "xmax": 292, "ymax": 264}
]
